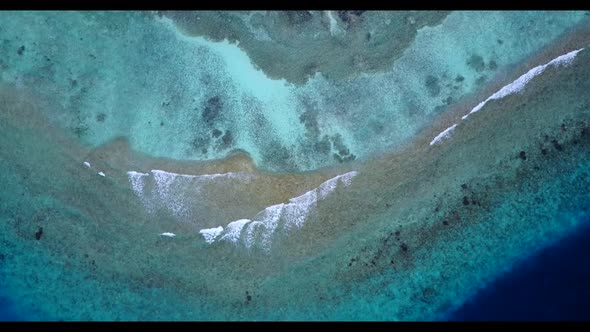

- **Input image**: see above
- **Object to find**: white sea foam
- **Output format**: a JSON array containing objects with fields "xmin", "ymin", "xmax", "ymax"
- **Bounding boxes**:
[
  {"xmin": 152, "ymin": 170, "xmax": 185, "ymax": 217},
  {"xmin": 98, "ymin": 172, "xmax": 105, "ymax": 177},
  {"xmin": 318, "ymin": 171, "xmax": 358, "ymax": 199},
  {"xmin": 253, "ymin": 203, "xmax": 285, "ymax": 249},
  {"xmin": 429, "ymin": 124, "xmax": 458, "ymax": 146},
  {"xmin": 202, "ymin": 171, "xmax": 359, "ymax": 252},
  {"xmin": 282, "ymin": 190, "xmax": 317, "ymax": 233},
  {"xmin": 462, "ymin": 48, "xmax": 583, "ymax": 120},
  {"xmin": 218, "ymin": 219, "xmax": 251, "ymax": 244},
  {"xmin": 127, "ymin": 171, "xmax": 149, "ymax": 196},
  {"xmin": 160, "ymin": 232, "xmax": 176, "ymax": 237},
  {"xmin": 199, "ymin": 226, "xmax": 224, "ymax": 244},
  {"xmin": 83, "ymin": 161, "xmax": 91, "ymax": 168},
  {"xmin": 127, "ymin": 169, "xmax": 253, "ymax": 219}
]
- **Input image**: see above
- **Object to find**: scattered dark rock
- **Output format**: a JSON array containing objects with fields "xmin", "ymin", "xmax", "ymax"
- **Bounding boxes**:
[
  {"xmin": 561, "ymin": 124, "xmax": 567, "ymax": 132},
  {"xmin": 333, "ymin": 153, "xmax": 356, "ymax": 163},
  {"xmin": 69, "ymin": 79, "xmax": 78, "ymax": 88},
  {"xmin": 313, "ymin": 135, "xmax": 331, "ymax": 155},
  {"xmin": 245, "ymin": 290, "xmax": 252, "ymax": 302},
  {"xmin": 461, "ymin": 183, "xmax": 468, "ymax": 189},
  {"xmin": 161, "ymin": 101, "xmax": 171, "ymax": 107},
  {"xmin": 283, "ymin": 11, "xmax": 313, "ymax": 25},
  {"xmin": 475, "ymin": 76, "xmax": 487, "ymax": 85},
  {"xmin": 394, "ymin": 230, "xmax": 400, "ymax": 237},
  {"xmin": 467, "ymin": 54, "xmax": 485, "ymax": 72},
  {"xmin": 35, "ymin": 227, "xmax": 43, "ymax": 240},
  {"xmin": 442, "ymin": 220, "xmax": 449, "ymax": 226},
  {"xmin": 471, "ymin": 197, "xmax": 479, "ymax": 205},
  {"xmin": 488, "ymin": 60, "xmax": 498, "ymax": 71},
  {"xmin": 17, "ymin": 45, "xmax": 25, "ymax": 56},
  {"xmin": 582, "ymin": 127, "xmax": 589, "ymax": 138},
  {"xmin": 497, "ymin": 39, "xmax": 504, "ymax": 45},
  {"xmin": 221, "ymin": 130, "xmax": 233, "ymax": 148},
  {"xmin": 202, "ymin": 96, "xmax": 223, "ymax": 124},
  {"xmin": 519, "ymin": 151, "xmax": 527, "ymax": 160},
  {"xmin": 462, "ymin": 196, "xmax": 470, "ymax": 206},
  {"xmin": 160, "ymin": 121, "xmax": 164, "ymax": 127},
  {"xmin": 400, "ymin": 243, "xmax": 409, "ymax": 252},
  {"xmin": 455, "ymin": 75, "xmax": 465, "ymax": 83},
  {"xmin": 211, "ymin": 128, "xmax": 223, "ymax": 138},
  {"xmin": 0, "ymin": 253, "xmax": 5, "ymax": 261},
  {"xmin": 337, "ymin": 11, "xmax": 365, "ymax": 25},
  {"xmin": 190, "ymin": 135, "xmax": 210, "ymax": 151},
  {"xmin": 541, "ymin": 147, "xmax": 548, "ymax": 155},
  {"xmin": 420, "ymin": 287, "xmax": 436, "ymax": 303},
  {"xmin": 299, "ymin": 109, "xmax": 319, "ymax": 136},
  {"xmin": 551, "ymin": 139, "xmax": 563, "ymax": 151},
  {"xmin": 96, "ymin": 113, "xmax": 106, "ymax": 123},
  {"xmin": 425, "ymin": 75, "xmax": 441, "ymax": 97},
  {"xmin": 73, "ymin": 125, "xmax": 89, "ymax": 138}
]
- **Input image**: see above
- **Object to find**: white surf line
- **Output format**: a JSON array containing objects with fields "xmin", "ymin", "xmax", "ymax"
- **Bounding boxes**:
[
  {"xmin": 150, "ymin": 169, "xmax": 245, "ymax": 180},
  {"xmin": 199, "ymin": 226, "xmax": 224, "ymax": 244},
  {"xmin": 461, "ymin": 48, "xmax": 583, "ymax": 121},
  {"xmin": 83, "ymin": 161, "xmax": 91, "ymax": 168},
  {"xmin": 127, "ymin": 169, "xmax": 255, "ymax": 219},
  {"xmin": 98, "ymin": 172, "xmax": 105, "ymax": 177},
  {"xmin": 429, "ymin": 124, "xmax": 458, "ymax": 146},
  {"xmin": 199, "ymin": 171, "xmax": 359, "ymax": 252},
  {"xmin": 430, "ymin": 48, "xmax": 584, "ymax": 146},
  {"xmin": 160, "ymin": 232, "xmax": 176, "ymax": 238}
]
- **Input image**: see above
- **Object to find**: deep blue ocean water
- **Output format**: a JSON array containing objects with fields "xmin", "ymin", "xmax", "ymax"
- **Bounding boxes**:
[
  {"xmin": 2, "ymin": 220, "xmax": 590, "ymax": 321},
  {"xmin": 448, "ymin": 218, "xmax": 590, "ymax": 321},
  {"xmin": 0, "ymin": 295, "xmax": 21, "ymax": 321}
]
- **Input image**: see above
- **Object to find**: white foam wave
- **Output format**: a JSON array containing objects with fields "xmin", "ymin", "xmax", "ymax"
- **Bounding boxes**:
[
  {"xmin": 200, "ymin": 171, "xmax": 359, "ymax": 252},
  {"xmin": 462, "ymin": 48, "xmax": 583, "ymax": 120},
  {"xmin": 218, "ymin": 219, "xmax": 251, "ymax": 244},
  {"xmin": 199, "ymin": 226, "xmax": 224, "ymax": 244},
  {"xmin": 429, "ymin": 124, "xmax": 458, "ymax": 146},
  {"xmin": 127, "ymin": 169, "xmax": 253, "ymax": 219},
  {"xmin": 429, "ymin": 48, "xmax": 584, "ymax": 147}
]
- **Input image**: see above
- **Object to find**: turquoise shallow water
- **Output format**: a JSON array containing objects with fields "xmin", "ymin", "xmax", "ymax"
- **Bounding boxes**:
[{"xmin": 1, "ymin": 11, "xmax": 590, "ymax": 321}]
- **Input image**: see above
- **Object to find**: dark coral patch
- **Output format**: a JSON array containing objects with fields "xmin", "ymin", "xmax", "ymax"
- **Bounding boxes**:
[
  {"xmin": 467, "ymin": 54, "xmax": 485, "ymax": 72},
  {"xmin": 35, "ymin": 227, "xmax": 43, "ymax": 240},
  {"xmin": 425, "ymin": 75, "xmax": 441, "ymax": 97},
  {"xmin": 202, "ymin": 96, "xmax": 223, "ymax": 124}
]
